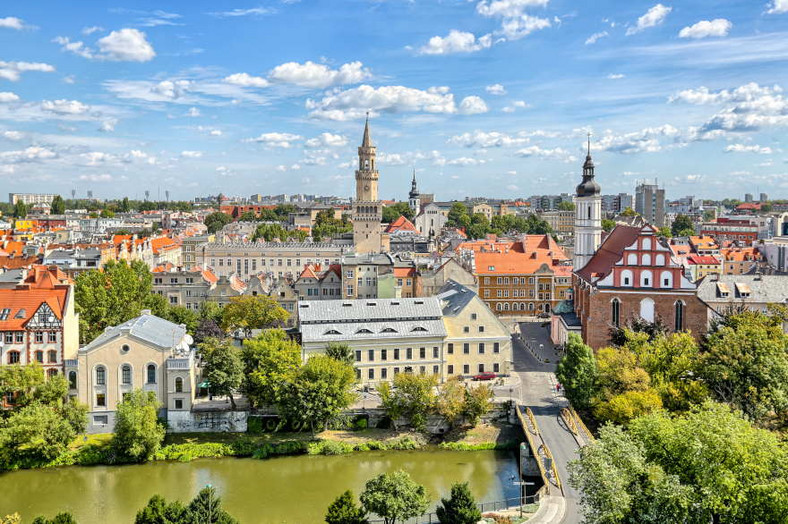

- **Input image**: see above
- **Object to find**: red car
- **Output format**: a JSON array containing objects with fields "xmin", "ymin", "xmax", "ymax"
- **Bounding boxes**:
[{"xmin": 472, "ymin": 373, "xmax": 497, "ymax": 381}]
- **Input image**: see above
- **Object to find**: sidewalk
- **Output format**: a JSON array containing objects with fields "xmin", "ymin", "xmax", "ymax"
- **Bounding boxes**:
[{"xmin": 525, "ymin": 495, "xmax": 566, "ymax": 524}]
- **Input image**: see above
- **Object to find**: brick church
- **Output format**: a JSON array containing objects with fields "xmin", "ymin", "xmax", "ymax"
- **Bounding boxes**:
[{"xmin": 570, "ymin": 138, "xmax": 708, "ymax": 349}]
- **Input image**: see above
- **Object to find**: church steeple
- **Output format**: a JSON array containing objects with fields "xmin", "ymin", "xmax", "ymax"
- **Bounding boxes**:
[
  {"xmin": 362, "ymin": 112, "xmax": 372, "ymax": 148},
  {"xmin": 409, "ymin": 168, "xmax": 420, "ymax": 215},
  {"xmin": 574, "ymin": 131, "xmax": 602, "ymax": 271},
  {"xmin": 577, "ymin": 133, "xmax": 600, "ymax": 197}
]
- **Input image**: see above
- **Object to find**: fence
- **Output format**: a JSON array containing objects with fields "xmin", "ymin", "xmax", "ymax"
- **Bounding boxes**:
[{"xmin": 368, "ymin": 494, "xmax": 541, "ymax": 524}]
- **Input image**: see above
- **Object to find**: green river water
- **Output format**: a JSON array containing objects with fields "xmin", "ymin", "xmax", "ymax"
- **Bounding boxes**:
[{"xmin": 0, "ymin": 449, "xmax": 519, "ymax": 523}]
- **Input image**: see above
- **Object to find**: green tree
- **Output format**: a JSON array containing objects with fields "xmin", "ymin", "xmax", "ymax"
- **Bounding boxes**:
[
  {"xmin": 620, "ymin": 207, "xmax": 638, "ymax": 217},
  {"xmin": 160, "ymin": 305, "xmax": 199, "ymax": 335},
  {"xmin": 379, "ymin": 373, "xmax": 437, "ymax": 431},
  {"xmin": 0, "ymin": 364, "xmax": 45, "ymax": 407},
  {"xmin": 100, "ymin": 209, "xmax": 115, "ymax": 218},
  {"xmin": 200, "ymin": 338, "xmax": 244, "ymax": 409},
  {"xmin": 445, "ymin": 203, "xmax": 471, "ymax": 230},
  {"xmin": 592, "ymin": 346, "xmax": 662, "ymax": 424},
  {"xmin": 242, "ymin": 330, "xmax": 302, "ymax": 408},
  {"xmin": 184, "ymin": 486, "xmax": 239, "ymax": 524},
  {"xmin": 12, "ymin": 200, "xmax": 27, "ymax": 218},
  {"xmin": 220, "ymin": 295, "xmax": 289, "ymax": 338},
  {"xmin": 119, "ymin": 197, "xmax": 131, "ymax": 213},
  {"xmin": 0, "ymin": 403, "xmax": 77, "ymax": 465},
  {"xmin": 436, "ymin": 482, "xmax": 481, "ymax": 524},
  {"xmin": 601, "ymin": 218, "xmax": 616, "ymax": 232},
  {"xmin": 204, "ymin": 212, "xmax": 232, "ymax": 234},
  {"xmin": 656, "ymin": 227, "xmax": 671, "ymax": 238},
  {"xmin": 50, "ymin": 195, "xmax": 65, "ymax": 215},
  {"xmin": 280, "ymin": 355, "xmax": 357, "ymax": 433},
  {"xmin": 326, "ymin": 343, "xmax": 355, "ymax": 366},
  {"xmin": 670, "ymin": 214, "xmax": 694, "ymax": 237},
  {"xmin": 238, "ymin": 210, "xmax": 257, "ymax": 222},
  {"xmin": 1, "ymin": 514, "xmax": 21, "ymax": 524},
  {"xmin": 436, "ymin": 378, "xmax": 466, "ymax": 428},
  {"xmin": 360, "ymin": 471, "xmax": 430, "ymax": 524},
  {"xmin": 112, "ymin": 389, "xmax": 166, "ymax": 462},
  {"xmin": 325, "ymin": 490, "xmax": 369, "ymax": 524},
  {"xmin": 31, "ymin": 514, "xmax": 77, "ymax": 524},
  {"xmin": 312, "ymin": 209, "xmax": 353, "ymax": 240},
  {"xmin": 382, "ymin": 202, "xmax": 414, "ymax": 223},
  {"xmin": 557, "ymin": 201, "xmax": 575, "ymax": 211},
  {"xmin": 134, "ymin": 494, "xmax": 186, "ymax": 524},
  {"xmin": 466, "ymin": 213, "xmax": 490, "ymax": 240},
  {"xmin": 556, "ymin": 333, "xmax": 598, "ymax": 411},
  {"xmin": 463, "ymin": 384, "xmax": 493, "ymax": 426},
  {"xmin": 701, "ymin": 309, "xmax": 788, "ymax": 422}
]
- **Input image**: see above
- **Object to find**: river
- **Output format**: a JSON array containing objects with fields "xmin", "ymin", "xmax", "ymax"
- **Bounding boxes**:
[{"xmin": 0, "ymin": 449, "xmax": 519, "ymax": 523}]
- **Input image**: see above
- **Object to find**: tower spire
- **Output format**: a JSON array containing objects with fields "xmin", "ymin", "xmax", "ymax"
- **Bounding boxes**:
[
  {"xmin": 362, "ymin": 111, "xmax": 372, "ymax": 148},
  {"xmin": 587, "ymin": 132, "xmax": 591, "ymax": 158}
]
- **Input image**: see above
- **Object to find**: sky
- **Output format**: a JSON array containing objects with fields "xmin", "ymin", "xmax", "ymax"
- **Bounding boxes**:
[{"xmin": 1, "ymin": 0, "xmax": 788, "ymax": 202}]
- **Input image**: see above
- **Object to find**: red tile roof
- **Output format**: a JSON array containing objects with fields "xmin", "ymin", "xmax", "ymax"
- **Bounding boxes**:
[
  {"xmin": 576, "ymin": 225, "xmax": 644, "ymax": 282},
  {"xmin": 384, "ymin": 216, "xmax": 418, "ymax": 234},
  {"xmin": 0, "ymin": 265, "xmax": 70, "ymax": 330},
  {"xmin": 687, "ymin": 254, "xmax": 721, "ymax": 265},
  {"xmin": 474, "ymin": 235, "xmax": 570, "ymax": 275}
]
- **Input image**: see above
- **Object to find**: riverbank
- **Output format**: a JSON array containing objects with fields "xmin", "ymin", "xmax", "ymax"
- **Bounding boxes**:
[{"xmin": 3, "ymin": 422, "xmax": 521, "ymax": 471}]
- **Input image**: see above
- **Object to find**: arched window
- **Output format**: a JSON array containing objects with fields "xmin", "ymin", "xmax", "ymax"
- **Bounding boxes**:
[
  {"xmin": 545, "ymin": 303, "xmax": 551, "ymax": 313},
  {"xmin": 96, "ymin": 366, "xmax": 106, "ymax": 386},
  {"xmin": 35, "ymin": 350, "xmax": 43, "ymax": 363},
  {"xmin": 68, "ymin": 371, "xmax": 77, "ymax": 389},
  {"xmin": 642, "ymin": 238, "xmax": 652, "ymax": 250},
  {"xmin": 655, "ymin": 254, "xmax": 665, "ymax": 265},
  {"xmin": 587, "ymin": 206, "xmax": 591, "ymax": 219},
  {"xmin": 520, "ymin": 303, "xmax": 526, "ymax": 311},
  {"xmin": 620, "ymin": 269, "xmax": 633, "ymax": 287},
  {"xmin": 627, "ymin": 253, "xmax": 637, "ymax": 265},
  {"xmin": 611, "ymin": 298, "xmax": 621, "ymax": 327},
  {"xmin": 529, "ymin": 303, "xmax": 534, "ymax": 310},
  {"xmin": 642, "ymin": 254, "xmax": 652, "ymax": 266},
  {"xmin": 640, "ymin": 270, "xmax": 653, "ymax": 287},
  {"xmin": 674, "ymin": 301, "xmax": 685, "ymax": 331},
  {"xmin": 47, "ymin": 368, "xmax": 58, "ymax": 378},
  {"xmin": 660, "ymin": 270, "xmax": 673, "ymax": 288},
  {"xmin": 496, "ymin": 303, "xmax": 502, "ymax": 311},
  {"xmin": 175, "ymin": 377, "xmax": 184, "ymax": 393},
  {"xmin": 47, "ymin": 350, "xmax": 57, "ymax": 363},
  {"xmin": 7, "ymin": 351, "xmax": 20, "ymax": 364},
  {"xmin": 121, "ymin": 365, "xmax": 132, "ymax": 385},
  {"xmin": 640, "ymin": 298, "xmax": 655, "ymax": 323},
  {"xmin": 146, "ymin": 364, "xmax": 156, "ymax": 384}
]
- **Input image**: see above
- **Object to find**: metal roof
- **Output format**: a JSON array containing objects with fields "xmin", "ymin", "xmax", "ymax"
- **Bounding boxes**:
[
  {"xmin": 697, "ymin": 275, "xmax": 788, "ymax": 303},
  {"xmin": 298, "ymin": 296, "xmax": 443, "ymax": 324},
  {"xmin": 81, "ymin": 313, "xmax": 187, "ymax": 353}
]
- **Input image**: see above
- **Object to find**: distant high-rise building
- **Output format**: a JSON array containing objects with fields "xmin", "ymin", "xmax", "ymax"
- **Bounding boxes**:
[
  {"xmin": 8, "ymin": 193, "xmax": 58, "ymax": 206},
  {"xmin": 744, "ymin": 193, "xmax": 754, "ymax": 203},
  {"xmin": 635, "ymin": 182, "xmax": 666, "ymax": 227},
  {"xmin": 760, "ymin": 193, "xmax": 769, "ymax": 203},
  {"xmin": 601, "ymin": 193, "xmax": 633, "ymax": 215}
]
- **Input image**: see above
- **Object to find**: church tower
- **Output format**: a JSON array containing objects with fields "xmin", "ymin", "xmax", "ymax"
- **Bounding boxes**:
[
  {"xmin": 574, "ymin": 134, "xmax": 602, "ymax": 271},
  {"xmin": 352, "ymin": 115, "xmax": 383, "ymax": 253},
  {"xmin": 408, "ymin": 169, "xmax": 420, "ymax": 216}
]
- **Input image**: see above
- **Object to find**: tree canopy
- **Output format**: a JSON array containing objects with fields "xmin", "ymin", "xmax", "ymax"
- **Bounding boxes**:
[
  {"xmin": 360, "ymin": 471, "xmax": 430, "ymax": 524},
  {"xmin": 200, "ymin": 338, "xmax": 244, "ymax": 409},
  {"xmin": 220, "ymin": 295, "xmax": 289, "ymax": 338},
  {"xmin": 204, "ymin": 212, "xmax": 232, "ymax": 234},
  {"xmin": 382, "ymin": 202, "xmax": 414, "ymax": 223},
  {"xmin": 112, "ymin": 389, "xmax": 166, "ymax": 462}
]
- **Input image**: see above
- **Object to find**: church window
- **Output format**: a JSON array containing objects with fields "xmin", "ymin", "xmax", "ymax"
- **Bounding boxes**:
[
  {"xmin": 640, "ymin": 298, "xmax": 655, "ymax": 323},
  {"xmin": 587, "ymin": 207, "xmax": 591, "ymax": 219},
  {"xmin": 611, "ymin": 298, "xmax": 620, "ymax": 327},
  {"xmin": 661, "ymin": 271, "xmax": 673, "ymax": 288},
  {"xmin": 621, "ymin": 269, "xmax": 633, "ymax": 287},
  {"xmin": 627, "ymin": 253, "xmax": 637, "ymax": 265},
  {"xmin": 642, "ymin": 254, "xmax": 651, "ymax": 265},
  {"xmin": 674, "ymin": 301, "xmax": 685, "ymax": 331},
  {"xmin": 655, "ymin": 254, "xmax": 665, "ymax": 265},
  {"xmin": 642, "ymin": 238, "xmax": 652, "ymax": 250}
]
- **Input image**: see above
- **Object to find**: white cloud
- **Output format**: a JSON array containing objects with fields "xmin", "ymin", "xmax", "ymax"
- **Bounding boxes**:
[
  {"xmin": 79, "ymin": 173, "xmax": 113, "ymax": 182},
  {"xmin": 99, "ymin": 119, "xmax": 117, "ymax": 132},
  {"xmin": 502, "ymin": 100, "xmax": 529, "ymax": 112},
  {"xmin": 186, "ymin": 107, "xmax": 201, "ymax": 117},
  {"xmin": 679, "ymin": 19, "xmax": 731, "ymax": 39},
  {"xmin": 724, "ymin": 144, "xmax": 773, "ymax": 154},
  {"xmin": 269, "ymin": 61, "xmax": 371, "ymax": 88},
  {"xmin": 417, "ymin": 30, "xmax": 492, "ymax": 55},
  {"xmin": 305, "ymin": 132, "xmax": 348, "ymax": 148},
  {"xmin": 210, "ymin": 7, "xmax": 275, "ymax": 17},
  {"xmin": 767, "ymin": 0, "xmax": 788, "ymax": 14},
  {"xmin": 499, "ymin": 14, "xmax": 551, "ymax": 40},
  {"xmin": 447, "ymin": 157, "xmax": 487, "ymax": 166},
  {"xmin": 0, "ymin": 146, "xmax": 57, "ymax": 163},
  {"xmin": 41, "ymin": 99, "xmax": 91, "ymax": 115},
  {"xmin": 181, "ymin": 150, "xmax": 203, "ymax": 158},
  {"xmin": 669, "ymin": 83, "xmax": 781, "ymax": 105},
  {"xmin": 306, "ymin": 84, "xmax": 456, "ymax": 120},
  {"xmin": 516, "ymin": 145, "xmax": 576, "ymax": 162},
  {"xmin": 224, "ymin": 73, "xmax": 269, "ymax": 88},
  {"xmin": 476, "ymin": 0, "xmax": 549, "ymax": 18},
  {"xmin": 0, "ymin": 17, "xmax": 26, "ymax": 30},
  {"xmin": 82, "ymin": 26, "xmax": 104, "ymax": 35},
  {"xmin": 0, "ymin": 92, "xmax": 19, "ymax": 103},
  {"xmin": 448, "ymin": 130, "xmax": 529, "ymax": 148},
  {"xmin": 597, "ymin": 125, "xmax": 681, "ymax": 153},
  {"xmin": 486, "ymin": 84, "xmax": 507, "ymax": 95},
  {"xmin": 124, "ymin": 150, "xmax": 157, "ymax": 164},
  {"xmin": 245, "ymin": 132, "xmax": 303, "ymax": 148},
  {"xmin": 585, "ymin": 31, "xmax": 609, "ymax": 45},
  {"xmin": 607, "ymin": 73, "xmax": 625, "ymax": 80},
  {"xmin": 53, "ymin": 36, "xmax": 95, "ymax": 59},
  {"xmin": 0, "ymin": 61, "xmax": 55, "ymax": 82},
  {"xmin": 98, "ymin": 28, "xmax": 155, "ymax": 62},
  {"xmin": 1, "ymin": 130, "xmax": 23, "ymax": 140},
  {"xmin": 459, "ymin": 96, "xmax": 489, "ymax": 115},
  {"xmin": 626, "ymin": 4, "xmax": 672, "ymax": 35}
]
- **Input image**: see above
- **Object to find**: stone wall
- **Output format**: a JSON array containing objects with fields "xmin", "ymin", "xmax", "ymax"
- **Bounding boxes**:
[{"xmin": 167, "ymin": 410, "xmax": 248, "ymax": 433}]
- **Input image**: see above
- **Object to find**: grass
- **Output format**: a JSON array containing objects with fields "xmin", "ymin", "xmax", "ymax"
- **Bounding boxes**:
[{"xmin": 439, "ymin": 422, "xmax": 521, "ymax": 450}]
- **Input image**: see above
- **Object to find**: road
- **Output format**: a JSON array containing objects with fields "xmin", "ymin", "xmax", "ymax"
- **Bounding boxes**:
[{"xmin": 512, "ymin": 321, "xmax": 582, "ymax": 524}]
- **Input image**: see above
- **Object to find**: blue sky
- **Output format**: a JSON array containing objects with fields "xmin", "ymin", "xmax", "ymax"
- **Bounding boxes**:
[{"xmin": 1, "ymin": 0, "xmax": 787, "ymax": 201}]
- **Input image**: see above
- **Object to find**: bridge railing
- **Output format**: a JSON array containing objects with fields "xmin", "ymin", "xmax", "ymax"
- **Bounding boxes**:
[{"xmin": 570, "ymin": 406, "xmax": 595, "ymax": 443}]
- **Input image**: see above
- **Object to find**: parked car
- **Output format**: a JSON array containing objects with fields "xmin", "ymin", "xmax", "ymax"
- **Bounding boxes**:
[{"xmin": 472, "ymin": 373, "xmax": 497, "ymax": 381}]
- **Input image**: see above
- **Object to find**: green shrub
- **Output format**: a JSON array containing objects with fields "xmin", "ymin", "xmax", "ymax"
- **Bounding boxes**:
[
  {"xmin": 352, "ymin": 417, "xmax": 368, "ymax": 431},
  {"xmin": 246, "ymin": 417, "xmax": 263, "ymax": 434},
  {"xmin": 307, "ymin": 440, "xmax": 354, "ymax": 455}
]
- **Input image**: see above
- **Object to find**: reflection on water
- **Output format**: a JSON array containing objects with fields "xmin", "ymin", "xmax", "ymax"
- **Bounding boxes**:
[{"xmin": 0, "ymin": 449, "xmax": 518, "ymax": 523}]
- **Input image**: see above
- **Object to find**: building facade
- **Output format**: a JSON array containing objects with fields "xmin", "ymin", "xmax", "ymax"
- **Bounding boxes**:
[
  {"xmin": 574, "ymin": 138, "xmax": 602, "ymax": 271},
  {"xmin": 352, "ymin": 117, "xmax": 384, "ymax": 254},
  {"xmin": 635, "ymin": 182, "xmax": 666, "ymax": 227}
]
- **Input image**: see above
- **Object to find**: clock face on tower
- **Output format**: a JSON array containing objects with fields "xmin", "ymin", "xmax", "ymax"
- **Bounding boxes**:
[{"xmin": 364, "ymin": 185, "xmax": 369, "ymax": 191}]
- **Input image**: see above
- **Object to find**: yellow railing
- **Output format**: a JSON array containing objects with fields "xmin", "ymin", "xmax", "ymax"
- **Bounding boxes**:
[
  {"xmin": 570, "ymin": 407, "xmax": 595, "ymax": 442},
  {"xmin": 518, "ymin": 407, "xmax": 564, "ymax": 496}
]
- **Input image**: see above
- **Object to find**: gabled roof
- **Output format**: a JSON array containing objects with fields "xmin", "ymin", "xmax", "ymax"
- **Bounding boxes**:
[
  {"xmin": 575, "ymin": 225, "xmax": 642, "ymax": 282},
  {"xmin": 474, "ymin": 235, "xmax": 570, "ymax": 275},
  {"xmin": 81, "ymin": 313, "xmax": 187, "ymax": 353},
  {"xmin": 384, "ymin": 215, "xmax": 418, "ymax": 234},
  {"xmin": 687, "ymin": 254, "xmax": 721, "ymax": 266},
  {"xmin": 0, "ymin": 266, "xmax": 70, "ymax": 330}
]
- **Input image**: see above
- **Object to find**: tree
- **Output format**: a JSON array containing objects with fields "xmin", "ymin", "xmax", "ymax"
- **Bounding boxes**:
[
  {"xmin": 0, "ymin": 403, "xmax": 78, "ymax": 465},
  {"xmin": 135, "ymin": 495, "xmax": 186, "ymax": 524},
  {"xmin": 620, "ymin": 207, "xmax": 638, "ymax": 217},
  {"xmin": 280, "ymin": 355, "xmax": 357, "ymax": 433},
  {"xmin": 436, "ymin": 483, "xmax": 481, "ymax": 524},
  {"xmin": 436, "ymin": 378, "xmax": 466, "ymax": 428},
  {"xmin": 555, "ymin": 333, "xmax": 598, "ymax": 411},
  {"xmin": 50, "ymin": 195, "xmax": 65, "ymax": 215},
  {"xmin": 112, "ymin": 389, "xmax": 166, "ymax": 462},
  {"xmin": 160, "ymin": 305, "xmax": 199, "ymax": 335},
  {"xmin": 12, "ymin": 200, "xmax": 27, "ymax": 218},
  {"xmin": 204, "ymin": 212, "xmax": 232, "ymax": 234},
  {"xmin": 557, "ymin": 201, "xmax": 575, "ymax": 211},
  {"xmin": 119, "ymin": 197, "xmax": 131, "ymax": 213},
  {"xmin": 220, "ymin": 295, "xmax": 289, "ymax": 338},
  {"xmin": 238, "ymin": 211, "xmax": 257, "ymax": 222},
  {"xmin": 1, "ymin": 515, "xmax": 21, "ymax": 524},
  {"xmin": 360, "ymin": 471, "xmax": 430, "ymax": 524},
  {"xmin": 242, "ymin": 330, "xmax": 302, "ymax": 408},
  {"xmin": 671, "ymin": 214, "xmax": 694, "ymax": 237},
  {"xmin": 466, "ymin": 213, "xmax": 490, "ymax": 240},
  {"xmin": 325, "ymin": 491, "xmax": 369, "ymax": 524},
  {"xmin": 184, "ymin": 486, "xmax": 239, "ymax": 524},
  {"xmin": 200, "ymin": 338, "xmax": 244, "ymax": 409},
  {"xmin": 379, "ymin": 373, "xmax": 437, "ymax": 430},
  {"xmin": 382, "ymin": 203, "xmax": 414, "ymax": 223},
  {"xmin": 700, "ymin": 309, "xmax": 788, "ymax": 422},
  {"xmin": 0, "ymin": 364, "xmax": 45, "ymax": 407},
  {"xmin": 601, "ymin": 218, "xmax": 616, "ymax": 232},
  {"xmin": 656, "ymin": 227, "xmax": 671, "ymax": 238},
  {"xmin": 592, "ymin": 346, "xmax": 662, "ymax": 425},
  {"xmin": 445, "ymin": 203, "xmax": 471, "ymax": 230},
  {"xmin": 463, "ymin": 385, "xmax": 493, "ymax": 426},
  {"xmin": 100, "ymin": 209, "xmax": 115, "ymax": 218},
  {"xmin": 312, "ymin": 209, "xmax": 353, "ymax": 241},
  {"xmin": 326, "ymin": 343, "xmax": 355, "ymax": 366},
  {"xmin": 31, "ymin": 514, "xmax": 77, "ymax": 524}
]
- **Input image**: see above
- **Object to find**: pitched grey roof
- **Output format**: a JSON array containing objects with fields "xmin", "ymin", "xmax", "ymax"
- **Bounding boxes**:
[
  {"xmin": 696, "ymin": 274, "xmax": 788, "ymax": 304},
  {"xmin": 437, "ymin": 280, "xmax": 476, "ymax": 317},
  {"xmin": 300, "ymin": 319, "xmax": 446, "ymax": 343},
  {"xmin": 298, "ymin": 296, "xmax": 443, "ymax": 324},
  {"xmin": 81, "ymin": 313, "xmax": 187, "ymax": 353}
]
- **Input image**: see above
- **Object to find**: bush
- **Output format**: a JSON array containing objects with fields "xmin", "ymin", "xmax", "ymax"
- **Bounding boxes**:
[
  {"xmin": 246, "ymin": 417, "xmax": 263, "ymax": 434},
  {"xmin": 353, "ymin": 417, "xmax": 368, "ymax": 431},
  {"xmin": 307, "ymin": 440, "xmax": 354, "ymax": 455}
]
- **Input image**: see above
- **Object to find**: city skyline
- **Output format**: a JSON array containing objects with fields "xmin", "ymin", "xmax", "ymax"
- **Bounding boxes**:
[{"xmin": 1, "ymin": 0, "xmax": 787, "ymax": 201}]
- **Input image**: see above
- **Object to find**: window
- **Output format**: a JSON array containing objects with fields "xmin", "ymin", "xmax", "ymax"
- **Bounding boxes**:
[
  {"xmin": 419, "ymin": 366, "xmax": 426, "ymax": 375},
  {"xmin": 121, "ymin": 365, "xmax": 132, "ymax": 385},
  {"xmin": 175, "ymin": 399, "xmax": 183, "ymax": 410},
  {"xmin": 406, "ymin": 348, "xmax": 413, "ymax": 359},
  {"xmin": 448, "ymin": 365, "xmax": 454, "ymax": 374},
  {"xmin": 640, "ymin": 270, "xmax": 653, "ymax": 287},
  {"xmin": 494, "ymin": 342, "xmax": 500, "ymax": 353},
  {"xmin": 35, "ymin": 350, "xmax": 43, "ymax": 363},
  {"xmin": 640, "ymin": 298, "xmax": 655, "ymax": 323},
  {"xmin": 14, "ymin": 332, "xmax": 22, "ymax": 343},
  {"xmin": 93, "ymin": 415, "xmax": 108, "ymax": 425},
  {"xmin": 368, "ymin": 368, "xmax": 375, "ymax": 380},
  {"xmin": 96, "ymin": 366, "xmax": 106, "ymax": 386},
  {"xmin": 368, "ymin": 350, "xmax": 374, "ymax": 362},
  {"xmin": 621, "ymin": 269, "xmax": 633, "ymax": 287},
  {"xmin": 493, "ymin": 363, "xmax": 500, "ymax": 373},
  {"xmin": 356, "ymin": 368, "xmax": 361, "ymax": 380},
  {"xmin": 169, "ymin": 296, "xmax": 178, "ymax": 305},
  {"xmin": 463, "ymin": 364, "xmax": 470, "ymax": 374},
  {"xmin": 471, "ymin": 313, "xmax": 477, "ymax": 320},
  {"xmin": 381, "ymin": 349, "xmax": 387, "ymax": 361},
  {"xmin": 355, "ymin": 350, "xmax": 362, "ymax": 362},
  {"xmin": 68, "ymin": 371, "xmax": 77, "ymax": 389},
  {"xmin": 175, "ymin": 377, "xmax": 184, "ymax": 393},
  {"xmin": 35, "ymin": 332, "xmax": 43, "ymax": 343},
  {"xmin": 419, "ymin": 347, "xmax": 426, "ymax": 359},
  {"xmin": 642, "ymin": 238, "xmax": 652, "ymax": 250},
  {"xmin": 433, "ymin": 365, "xmax": 439, "ymax": 375},
  {"xmin": 48, "ymin": 332, "xmax": 57, "ymax": 343},
  {"xmin": 661, "ymin": 270, "xmax": 673, "ymax": 288},
  {"xmin": 642, "ymin": 253, "xmax": 652, "ymax": 266},
  {"xmin": 478, "ymin": 364, "xmax": 485, "ymax": 373},
  {"xmin": 381, "ymin": 368, "xmax": 388, "ymax": 379},
  {"xmin": 7, "ymin": 351, "xmax": 19, "ymax": 364},
  {"xmin": 611, "ymin": 298, "xmax": 621, "ymax": 328},
  {"xmin": 394, "ymin": 348, "xmax": 400, "ymax": 360},
  {"xmin": 146, "ymin": 364, "xmax": 156, "ymax": 384},
  {"xmin": 478, "ymin": 326, "xmax": 485, "ymax": 333},
  {"xmin": 394, "ymin": 367, "xmax": 400, "ymax": 375},
  {"xmin": 655, "ymin": 254, "xmax": 665, "ymax": 265},
  {"xmin": 674, "ymin": 301, "xmax": 685, "ymax": 332},
  {"xmin": 47, "ymin": 368, "xmax": 57, "ymax": 378},
  {"xmin": 463, "ymin": 343, "xmax": 469, "ymax": 354},
  {"xmin": 463, "ymin": 326, "xmax": 470, "ymax": 333},
  {"xmin": 479, "ymin": 343, "xmax": 485, "ymax": 354},
  {"xmin": 447, "ymin": 343, "xmax": 454, "ymax": 354},
  {"xmin": 433, "ymin": 347, "xmax": 439, "ymax": 358},
  {"xmin": 96, "ymin": 393, "xmax": 106, "ymax": 407}
]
